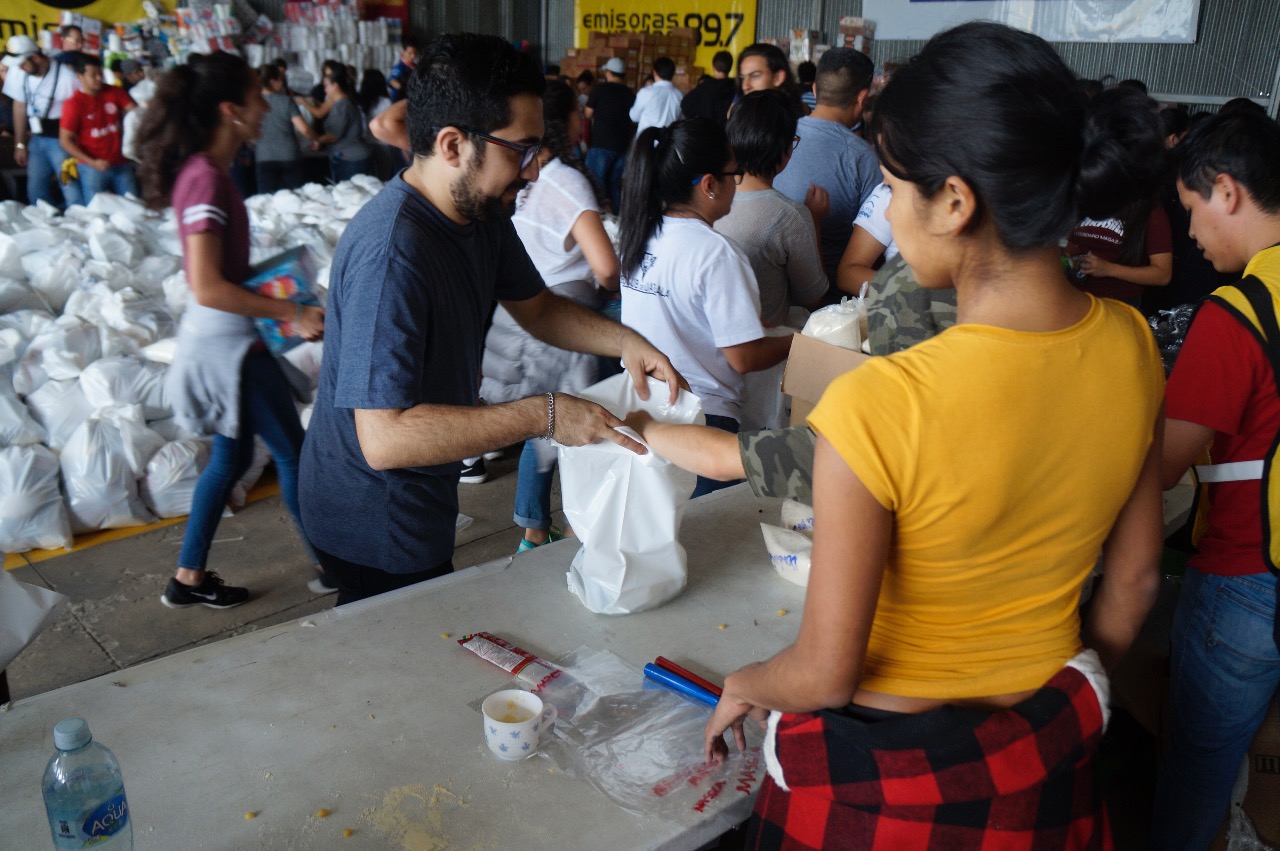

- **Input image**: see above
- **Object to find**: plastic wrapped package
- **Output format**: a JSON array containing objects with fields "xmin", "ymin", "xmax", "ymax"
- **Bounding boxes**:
[
  {"xmin": 79, "ymin": 355, "xmax": 170, "ymax": 419},
  {"xmin": 0, "ymin": 386, "xmax": 47, "ymax": 447},
  {"xmin": 0, "ymin": 278, "xmax": 47, "ymax": 312},
  {"xmin": 140, "ymin": 338, "xmax": 177, "ymax": 365},
  {"xmin": 26, "ymin": 379, "xmax": 94, "ymax": 451},
  {"xmin": 13, "ymin": 317, "xmax": 102, "ymax": 396},
  {"xmin": 559, "ymin": 375, "xmax": 703, "ymax": 615},
  {"xmin": 0, "ymin": 329, "xmax": 21, "ymax": 382},
  {"xmin": 0, "ymin": 444, "xmax": 72, "ymax": 553},
  {"xmin": 282, "ymin": 340, "xmax": 323, "ymax": 389},
  {"xmin": 60, "ymin": 414, "xmax": 158, "ymax": 533},
  {"xmin": 1148, "ymin": 305, "xmax": 1197, "ymax": 375},
  {"xmin": 130, "ymin": 256, "xmax": 182, "ymax": 296},
  {"xmin": 0, "ymin": 309, "xmax": 55, "ymax": 344},
  {"xmin": 88, "ymin": 230, "xmax": 145, "ymax": 268},
  {"xmin": 141, "ymin": 438, "xmax": 212, "ymax": 518},
  {"xmin": 161, "ymin": 271, "xmax": 189, "ymax": 318},
  {"xmin": 801, "ymin": 296, "xmax": 867, "ymax": 351},
  {"xmin": 97, "ymin": 288, "xmax": 175, "ymax": 347},
  {"xmin": 80, "ymin": 259, "xmax": 137, "ymax": 293},
  {"xmin": 86, "ymin": 192, "xmax": 148, "ymax": 219},
  {"xmin": 25, "ymin": 249, "xmax": 86, "ymax": 314},
  {"xmin": 0, "ymin": 232, "xmax": 29, "ymax": 279}
]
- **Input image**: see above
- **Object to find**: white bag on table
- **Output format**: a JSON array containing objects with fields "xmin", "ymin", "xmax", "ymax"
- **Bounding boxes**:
[{"xmin": 558, "ymin": 374, "xmax": 703, "ymax": 615}]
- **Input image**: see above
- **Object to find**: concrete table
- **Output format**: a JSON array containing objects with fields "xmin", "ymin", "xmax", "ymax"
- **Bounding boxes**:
[{"xmin": 1, "ymin": 486, "xmax": 803, "ymax": 850}]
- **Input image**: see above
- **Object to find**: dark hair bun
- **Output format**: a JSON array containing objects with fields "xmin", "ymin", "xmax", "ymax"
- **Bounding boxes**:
[{"xmin": 1076, "ymin": 88, "xmax": 1166, "ymax": 219}]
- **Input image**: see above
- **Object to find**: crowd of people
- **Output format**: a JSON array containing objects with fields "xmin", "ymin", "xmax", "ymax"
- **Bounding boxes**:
[
  {"xmin": 4, "ymin": 21, "xmax": 1280, "ymax": 850},
  {"xmin": 0, "ymin": 29, "xmax": 419, "ymax": 205}
]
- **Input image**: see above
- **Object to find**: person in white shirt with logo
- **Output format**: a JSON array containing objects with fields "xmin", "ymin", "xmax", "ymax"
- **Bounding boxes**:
[{"xmin": 3, "ymin": 35, "xmax": 79, "ymax": 208}]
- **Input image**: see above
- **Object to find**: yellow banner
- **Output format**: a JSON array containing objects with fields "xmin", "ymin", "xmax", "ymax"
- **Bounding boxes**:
[
  {"xmin": 3, "ymin": 0, "xmax": 155, "ymax": 45},
  {"xmin": 575, "ymin": 0, "xmax": 758, "ymax": 74}
]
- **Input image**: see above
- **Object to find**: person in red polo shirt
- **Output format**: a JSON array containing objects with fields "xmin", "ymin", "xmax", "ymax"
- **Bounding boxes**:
[{"xmin": 59, "ymin": 54, "xmax": 136, "ymax": 204}]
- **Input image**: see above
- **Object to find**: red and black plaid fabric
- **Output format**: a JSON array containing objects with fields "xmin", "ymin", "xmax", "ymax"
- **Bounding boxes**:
[{"xmin": 747, "ymin": 665, "xmax": 1111, "ymax": 850}]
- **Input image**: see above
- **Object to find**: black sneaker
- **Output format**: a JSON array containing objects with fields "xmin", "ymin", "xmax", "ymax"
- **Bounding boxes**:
[
  {"xmin": 459, "ymin": 458, "xmax": 488, "ymax": 484},
  {"xmin": 161, "ymin": 571, "xmax": 249, "ymax": 609}
]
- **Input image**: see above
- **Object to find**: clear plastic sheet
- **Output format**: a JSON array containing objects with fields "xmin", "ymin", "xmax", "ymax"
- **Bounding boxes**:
[
  {"xmin": 1148, "ymin": 304, "xmax": 1197, "ymax": 375},
  {"xmin": 487, "ymin": 647, "xmax": 766, "ymax": 826}
]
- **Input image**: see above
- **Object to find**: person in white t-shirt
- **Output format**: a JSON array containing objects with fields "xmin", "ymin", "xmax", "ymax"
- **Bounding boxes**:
[
  {"xmin": 3, "ymin": 35, "xmax": 79, "ymax": 208},
  {"xmin": 618, "ymin": 116, "xmax": 793, "ymax": 497},
  {"xmin": 480, "ymin": 80, "xmax": 622, "ymax": 549},
  {"xmin": 836, "ymin": 182, "xmax": 897, "ymax": 294}
]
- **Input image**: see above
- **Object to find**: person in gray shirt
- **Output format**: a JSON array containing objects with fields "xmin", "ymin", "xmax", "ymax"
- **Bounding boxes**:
[
  {"xmin": 312, "ymin": 67, "xmax": 371, "ymax": 182},
  {"xmin": 716, "ymin": 90, "xmax": 829, "ymax": 327},
  {"xmin": 773, "ymin": 48, "xmax": 879, "ymax": 282},
  {"xmin": 255, "ymin": 63, "xmax": 316, "ymax": 192}
]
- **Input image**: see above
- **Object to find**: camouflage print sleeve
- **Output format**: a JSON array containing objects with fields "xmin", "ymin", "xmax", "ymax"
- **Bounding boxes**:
[
  {"xmin": 738, "ymin": 426, "xmax": 817, "ymax": 504},
  {"xmin": 865, "ymin": 255, "xmax": 959, "ymax": 355}
]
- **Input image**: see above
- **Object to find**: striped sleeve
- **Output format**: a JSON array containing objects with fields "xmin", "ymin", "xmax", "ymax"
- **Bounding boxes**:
[{"xmin": 172, "ymin": 158, "xmax": 228, "ymax": 240}]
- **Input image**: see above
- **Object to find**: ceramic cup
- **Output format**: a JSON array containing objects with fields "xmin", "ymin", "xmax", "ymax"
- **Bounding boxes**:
[{"xmin": 481, "ymin": 689, "xmax": 556, "ymax": 761}]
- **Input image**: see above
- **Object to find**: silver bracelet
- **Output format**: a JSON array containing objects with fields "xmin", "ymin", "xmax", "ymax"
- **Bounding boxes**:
[{"xmin": 544, "ymin": 392, "xmax": 556, "ymax": 440}]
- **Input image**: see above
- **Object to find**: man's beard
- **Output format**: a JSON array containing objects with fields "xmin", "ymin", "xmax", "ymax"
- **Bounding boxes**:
[{"xmin": 451, "ymin": 147, "xmax": 528, "ymax": 222}]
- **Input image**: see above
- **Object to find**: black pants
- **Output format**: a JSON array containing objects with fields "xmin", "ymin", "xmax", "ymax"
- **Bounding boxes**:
[
  {"xmin": 255, "ymin": 160, "xmax": 303, "ymax": 194},
  {"xmin": 313, "ymin": 545, "xmax": 453, "ymax": 606}
]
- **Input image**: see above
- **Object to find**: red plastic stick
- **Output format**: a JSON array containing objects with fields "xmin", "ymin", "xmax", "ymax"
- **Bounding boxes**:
[{"xmin": 655, "ymin": 656, "xmax": 723, "ymax": 698}]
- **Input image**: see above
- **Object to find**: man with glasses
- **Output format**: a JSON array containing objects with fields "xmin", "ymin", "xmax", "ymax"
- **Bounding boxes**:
[
  {"xmin": 300, "ymin": 33, "xmax": 683, "ymax": 605},
  {"xmin": 774, "ymin": 47, "xmax": 879, "ymax": 283}
]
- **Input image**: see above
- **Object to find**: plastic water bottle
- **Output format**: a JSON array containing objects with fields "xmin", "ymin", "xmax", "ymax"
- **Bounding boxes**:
[{"xmin": 42, "ymin": 717, "xmax": 132, "ymax": 849}]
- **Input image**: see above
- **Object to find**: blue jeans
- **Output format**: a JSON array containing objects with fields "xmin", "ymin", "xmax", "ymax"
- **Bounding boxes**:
[
  {"xmin": 177, "ymin": 351, "xmax": 314, "ymax": 569},
  {"xmin": 513, "ymin": 440, "xmax": 553, "ymax": 530},
  {"xmin": 691, "ymin": 414, "xmax": 742, "ymax": 498},
  {"xmin": 26, "ymin": 134, "xmax": 71, "ymax": 208},
  {"xmin": 584, "ymin": 146, "xmax": 625, "ymax": 213},
  {"xmin": 1150, "ymin": 568, "xmax": 1280, "ymax": 850},
  {"xmin": 75, "ymin": 162, "xmax": 138, "ymax": 205},
  {"xmin": 330, "ymin": 154, "xmax": 370, "ymax": 184}
]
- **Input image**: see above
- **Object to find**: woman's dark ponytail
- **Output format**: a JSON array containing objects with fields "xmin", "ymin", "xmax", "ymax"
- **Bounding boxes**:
[
  {"xmin": 618, "ymin": 126, "xmax": 667, "ymax": 276},
  {"xmin": 618, "ymin": 117, "xmax": 732, "ymax": 276},
  {"xmin": 136, "ymin": 52, "xmax": 255, "ymax": 210}
]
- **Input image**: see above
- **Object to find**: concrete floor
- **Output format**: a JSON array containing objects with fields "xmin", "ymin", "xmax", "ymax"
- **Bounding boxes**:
[{"xmin": 4, "ymin": 449, "xmax": 549, "ymax": 701}]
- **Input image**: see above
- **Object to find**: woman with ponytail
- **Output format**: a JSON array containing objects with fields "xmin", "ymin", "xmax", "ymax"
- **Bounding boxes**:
[
  {"xmin": 700, "ymin": 22, "xmax": 1165, "ymax": 848},
  {"xmin": 618, "ymin": 116, "xmax": 792, "ymax": 497},
  {"xmin": 136, "ymin": 53, "xmax": 327, "ymax": 610},
  {"xmin": 310, "ymin": 66, "xmax": 371, "ymax": 182},
  {"xmin": 479, "ymin": 80, "xmax": 619, "ymax": 551}
]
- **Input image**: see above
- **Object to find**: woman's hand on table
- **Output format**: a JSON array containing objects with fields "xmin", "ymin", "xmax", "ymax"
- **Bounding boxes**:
[
  {"xmin": 295, "ymin": 305, "xmax": 325, "ymax": 341},
  {"xmin": 704, "ymin": 675, "xmax": 769, "ymax": 763}
]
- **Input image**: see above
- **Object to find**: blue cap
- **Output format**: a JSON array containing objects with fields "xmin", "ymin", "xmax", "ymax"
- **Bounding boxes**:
[{"xmin": 53, "ymin": 717, "xmax": 91, "ymax": 751}]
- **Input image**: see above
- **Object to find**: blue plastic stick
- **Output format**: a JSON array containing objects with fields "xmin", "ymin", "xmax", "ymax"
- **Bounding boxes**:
[{"xmin": 643, "ymin": 663, "xmax": 720, "ymax": 708}]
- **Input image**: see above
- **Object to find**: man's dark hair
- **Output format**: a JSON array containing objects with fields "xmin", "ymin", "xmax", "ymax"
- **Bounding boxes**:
[
  {"xmin": 72, "ymin": 53, "xmax": 102, "ymax": 74},
  {"xmin": 544, "ymin": 63, "xmax": 560, "ymax": 77},
  {"xmin": 59, "ymin": 24, "xmax": 82, "ymax": 38},
  {"xmin": 401, "ymin": 35, "xmax": 419, "ymax": 50},
  {"xmin": 576, "ymin": 69, "xmax": 594, "ymax": 87},
  {"xmin": 815, "ymin": 48, "xmax": 873, "ymax": 108},
  {"xmin": 738, "ymin": 43, "xmax": 790, "ymax": 80},
  {"xmin": 273, "ymin": 56, "xmax": 288, "ymax": 70},
  {"xmin": 797, "ymin": 61, "xmax": 817, "ymax": 85},
  {"xmin": 1219, "ymin": 97, "xmax": 1267, "ymax": 118},
  {"xmin": 654, "ymin": 57, "xmax": 675, "ymax": 81},
  {"xmin": 1178, "ymin": 110, "xmax": 1280, "ymax": 214},
  {"xmin": 712, "ymin": 50, "xmax": 733, "ymax": 75},
  {"xmin": 1116, "ymin": 78, "xmax": 1148, "ymax": 95},
  {"xmin": 406, "ymin": 32, "xmax": 545, "ymax": 158},
  {"xmin": 727, "ymin": 89, "xmax": 798, "ymax": 177}
]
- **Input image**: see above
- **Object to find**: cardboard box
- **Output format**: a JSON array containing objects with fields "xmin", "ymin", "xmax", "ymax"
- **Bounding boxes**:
[
  {"xmin": 1243, "ymin": 699, "xmax": 1280, "ymax": 846},
  {"xmin": 781, "ymin": 334, "xmax": 871, "ymax": 426}
]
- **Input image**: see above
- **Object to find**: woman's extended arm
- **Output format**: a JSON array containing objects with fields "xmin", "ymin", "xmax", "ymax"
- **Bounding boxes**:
[
  {"xmin": 722, "ymin": 333, "xmax": 793, "ymax": 374},
  {"xmin": 1079, "ymin": 252, "xmax": 1172, "ymax": 287},
  {"xmin": 570, "ymin": 209, "xmax": 621, "ymax": 291},
  {"xmin": 705, "ymin": 435, "xmax": 890, "ymax": 759},
  {"xmin": 185, "ymin": 232, "xmax": 324, "ymax": 339},
  {"xmin": 836, "ymin": 226, "xmax": 888, "ymax": 295}
]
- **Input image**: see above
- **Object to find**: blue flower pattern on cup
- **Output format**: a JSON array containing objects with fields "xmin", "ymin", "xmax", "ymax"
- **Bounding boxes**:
[
  {"xmin": 521, "ymin": 742, "xmax": 531, "ymax": 751},
  {"xmin": 510, "ymin": 730, "xmax": 521, "ymax": 740},
  {"xmin": 489, "ymin": 725, "xmax": 497, "ymax": 736},
  {"xmin": 499, "ymin": 743, "xmax": 509, "ymax": 753}
]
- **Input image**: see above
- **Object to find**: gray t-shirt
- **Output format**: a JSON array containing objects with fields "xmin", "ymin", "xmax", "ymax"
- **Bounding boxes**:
[
  {"xmin": 256, "ymin": 92, "xmax": 303, "ymax": 164},
  {"xmin": 327, "ymin": 97, "xmax": 371, "ymax": 162},
  {"xmin": 773, "ymin": 116, "xmax": 881, "ymax": 280},
  {"xmin": 714, "ymin": 189, "xmax": 829, "ymax": 327}
]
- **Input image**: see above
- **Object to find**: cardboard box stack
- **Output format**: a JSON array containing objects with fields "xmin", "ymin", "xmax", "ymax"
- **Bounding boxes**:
[
  {"xmin": 560, "ymin": 29, "xmax": 702, "ymax": 93},
  {"xmin": 838, "ymin": 16, "xmax": 875, "ymax": 55}
]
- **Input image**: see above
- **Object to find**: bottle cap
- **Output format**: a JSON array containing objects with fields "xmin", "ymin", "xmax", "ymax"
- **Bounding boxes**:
[{"xmin": 53, "ymin": 717, "xmax": 92, "ymax": 751}]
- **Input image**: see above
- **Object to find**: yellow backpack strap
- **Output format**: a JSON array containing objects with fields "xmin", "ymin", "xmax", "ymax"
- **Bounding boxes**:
[{"xmin": 1216, "ymin": 276, "xmax": 1280, "ymax": 576}]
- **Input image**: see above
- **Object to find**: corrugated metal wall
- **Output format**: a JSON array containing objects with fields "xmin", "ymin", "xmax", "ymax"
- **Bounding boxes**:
[{"xmin": 543, "ymin": 0, "xmax": 1279, "ymax": 111}]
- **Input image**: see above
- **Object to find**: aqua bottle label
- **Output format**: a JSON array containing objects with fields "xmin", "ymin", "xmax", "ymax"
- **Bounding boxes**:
[{"xmin": 49, "ymin": 790, "xmax": 128, "ymax": 847}]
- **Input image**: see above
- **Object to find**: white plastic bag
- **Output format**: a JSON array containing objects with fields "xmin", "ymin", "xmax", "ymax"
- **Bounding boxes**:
[
  {"xmin": 25, "ymin": 379, "xmax": 94, "ymax": 451},
  {"xmin": 801, "ymin": 296, "xmax": 866, "ymax": 351},
  {"xmin": 760, "ymin": 499, "xmax": 815, "ymax": 587},
  {"xmin": 60, "ymin": 415, "xmax": 157, "ymax": 533},
  {"xmin": 0, "ymin": 386, "xmax": 47, "ymax": 447},
  {"xmin": 79, "ymin": 354, "xmax": 170, "ymax": 419},
  {"xmin": 141, "ymin": 438, "xmax": 212, "ymax": 518},
  {"xmin": 0, "ymin": 444, "xmax": 72, "ymax": 553},
  {"xmin": 0, "ymin": 568, "xmax": 69, "ymax": 670},
  {"xmin": 559, "ymin": 374, "xmax": 703, "ymax": 615}
]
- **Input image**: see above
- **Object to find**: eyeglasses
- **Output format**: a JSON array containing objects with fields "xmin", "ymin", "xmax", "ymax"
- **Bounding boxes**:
[
  {"xmin": 457, "ymin": 126, "xmax": 542, "ymax": 170},
  {"xmin": 690, "ymin": 169, "xmax": 745, "ymax": 186}
]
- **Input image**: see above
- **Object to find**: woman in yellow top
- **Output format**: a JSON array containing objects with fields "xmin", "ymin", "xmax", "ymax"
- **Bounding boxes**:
[{"xmin": 688, "ymin": 22, "xmax": 1166, "ymax": 849}]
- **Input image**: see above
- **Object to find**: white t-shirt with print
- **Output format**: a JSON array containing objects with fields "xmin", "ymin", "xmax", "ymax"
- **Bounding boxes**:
[
  {"xmin": 854, "ymin": 183, "xmax": 899, "ymax": 262},
  {"xmin": 513, "ymin": 158, "xmax": 598, "ymax": 288},
  {"xmin": 621, "ymin": 216, "xmax": 764, "ymax": 419}
]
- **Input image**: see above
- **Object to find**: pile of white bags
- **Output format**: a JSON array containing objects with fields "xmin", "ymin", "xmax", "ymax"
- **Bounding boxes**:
[{"xmin": 0, "ymin": 179, "xmax": 376, "ymax": 553}]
